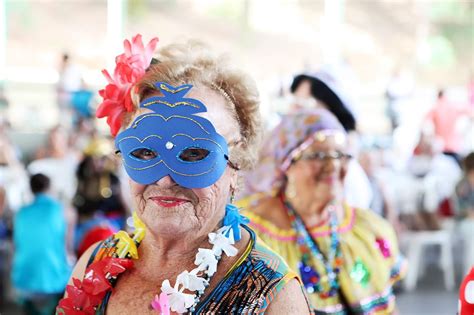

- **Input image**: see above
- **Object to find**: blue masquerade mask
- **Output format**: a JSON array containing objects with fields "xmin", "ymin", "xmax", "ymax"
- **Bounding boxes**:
[{"xmin": 115, "ymin": 82, "xmax": 230, "ymax": 188}]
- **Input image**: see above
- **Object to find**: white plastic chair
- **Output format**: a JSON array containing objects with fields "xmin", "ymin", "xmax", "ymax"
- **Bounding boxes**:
[{"xmin": 402, "ymin": 230, "xmax": 455, "ymax": 291}]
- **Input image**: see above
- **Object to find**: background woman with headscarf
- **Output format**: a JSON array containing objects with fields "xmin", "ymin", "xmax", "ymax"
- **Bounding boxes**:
[
  {"xmin": 240, "ymin": 108, "xmax": 406, "ymax": 314},
  {"xmin": 290, "ymin": 71, "xmax": 373, "ymax": 211}
]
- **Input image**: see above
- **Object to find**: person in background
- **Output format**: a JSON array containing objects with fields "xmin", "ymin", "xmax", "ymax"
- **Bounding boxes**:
[
  {"xmin": 359, "ymin": 147, "xmax": 400, "ymax": 233},
  {"xmin": 0, "ymin": 186, "xmax": 7, "ymax": 307},
  {"xmin": 56, "ymin": 53, "xmax": 82, "ymax": 130},
  {"xmin": 241, "ymin": 108, "xmax": 406, "ymax": 313},
  {"xmin": 30, "ymin": 125, "xmax": 79, "ymax": 204},
  {"xmin": 73, "ymin": 137, "xmax": 126, "ymax": 256},
  {"xmin": 0, "ymin": 120, "xmax": 28, "ymax": 213},
  {"xmin": 456, "ymin": 152, "xmax": 474, "ymax": 217},
  {"xmin": 290, "ymin": 72, "xmax": 373, "ymax": 210},
  {"xmin": 12, "ymin": 174, "xmax": 72, "ymax": 315},
  {"xmin": 70, "ymin": 78, "xmax": 94, "ymax": 126},
  {"xmin": 425, "ymin": 89, "xmax": 473, "ymax": 164},
  {"xmin": 385, "ymin": 67, "xmax": 414, "ymax": 132},
  {"xmin": 455, "ymin": 152, "xmax": 474, "ymax": 275},
  {"xmin": 290, "ymin": 73, "xmax": 356, "ymax": 132},
  {"xmin": 69, "ymin": 118, "xmax": 95, "ymax": 154},
  {"xmin": 397, "ymin": 134, "xmax": 461, "ymax": 230},
  {"xmin": 0, "ymin": 84, "xmax": 9, "ymax": 116},
  {"xmin": 0, "ymin": 120, "xmax": 28, "ymax": 307},
  {"xmin": 29, "ymin": 126, "xmax": 79, "ymax": 263}
]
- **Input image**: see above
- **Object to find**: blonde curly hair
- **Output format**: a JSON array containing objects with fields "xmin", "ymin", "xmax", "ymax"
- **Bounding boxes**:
[{"xmin": 123, "ymin": 40, "xmax": 262, "ymax": 170}]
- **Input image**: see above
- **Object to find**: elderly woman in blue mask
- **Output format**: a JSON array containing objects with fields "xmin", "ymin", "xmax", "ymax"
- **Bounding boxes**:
[{"xmin": 56, "ymin": 35, "xmax": 310, "ymax": 315}]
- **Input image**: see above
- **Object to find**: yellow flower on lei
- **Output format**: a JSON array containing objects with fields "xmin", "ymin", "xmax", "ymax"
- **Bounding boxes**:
[{"xmin": 114, "ymin": 230, "xmax": 139, "ymax": 259}]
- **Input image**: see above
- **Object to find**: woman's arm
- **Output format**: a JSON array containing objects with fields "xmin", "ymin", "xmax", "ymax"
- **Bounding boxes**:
[{"xmin": 266, "ymin": 278, "xmax": 312, "ymax": 315}]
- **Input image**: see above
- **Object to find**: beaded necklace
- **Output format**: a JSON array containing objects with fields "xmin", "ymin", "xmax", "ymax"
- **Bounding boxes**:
[{"xmin": 281, "ymin": 195, "xmax": 343, "ymax": 298}]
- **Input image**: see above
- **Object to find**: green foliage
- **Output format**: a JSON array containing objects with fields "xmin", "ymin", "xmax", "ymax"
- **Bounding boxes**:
[{"xmin": 428, "ymin": 0, "xmax": 473, "ymax": 65}]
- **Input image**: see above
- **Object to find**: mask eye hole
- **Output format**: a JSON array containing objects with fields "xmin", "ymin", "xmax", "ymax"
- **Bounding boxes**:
[
  {"xmin": 130, "ymin": 148, "xmax": 158, "ymax": 161},
  {"xmin": 179, "ymin": 148, "xmax": 210, "ymax": 162}
]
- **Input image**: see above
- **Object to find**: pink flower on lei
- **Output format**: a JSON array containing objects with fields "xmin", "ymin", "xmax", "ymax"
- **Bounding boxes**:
[
  {"xmin": 151, "ymin": 292, "xmax": 170, "ymax": 315},
  {"xmin": 96, "ymin": 34, "xmax": 159, "ymax": 136}
]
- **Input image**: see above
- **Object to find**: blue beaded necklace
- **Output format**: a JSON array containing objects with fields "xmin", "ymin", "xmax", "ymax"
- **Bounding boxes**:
[{"xmin": 281, "ymin": 195, "xmax": 342, "ymax": 298}]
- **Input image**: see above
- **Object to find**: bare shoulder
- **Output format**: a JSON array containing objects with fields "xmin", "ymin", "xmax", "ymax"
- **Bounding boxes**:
[
  {"xmin": 266, "ymin": 278, "xmax": 312, "ymax": 315},
  {"xmin": 66, "ymin": 242, "xmax": 101, "ymax": 287}
]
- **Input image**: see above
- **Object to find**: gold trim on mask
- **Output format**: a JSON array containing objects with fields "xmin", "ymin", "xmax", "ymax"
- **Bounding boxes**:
[
  {"xmin": 131, "ymin": 114, "xmax": 210, "ymax": 135},
  {"xmin": 159, "ymin": 83, "xmax": 189, "ymax": 94},
  {"xmin": 172, "ymin": 133, "xmax": 224, "ymax": 151},
  {"xmin": 117, "ymin": 134, "xmax": 163, "ymax": 144},
  {"xmin": 142, "ymin": 100, "xmax": 200, "ymax": 109}
]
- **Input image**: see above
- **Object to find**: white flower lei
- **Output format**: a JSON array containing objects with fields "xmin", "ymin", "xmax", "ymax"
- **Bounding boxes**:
[
  {"xmin": 145, "ymin": 204, "xmax": 248, "ymax": 314},
  {"xmin": 157, "ymin": 224, "xmax": 238, "ymax": 313}
]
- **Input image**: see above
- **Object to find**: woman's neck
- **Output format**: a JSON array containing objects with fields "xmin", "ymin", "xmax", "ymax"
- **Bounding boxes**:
[
  {"xmin": 287, "ymin": 193, "xmax": 345, "ymax": 229},
  {"xmin": 131, "ymin": 225, "xmax": 251, "ymax": 284},
  {"xmin": 252, "ymin": 195, "xmax": 345, "ymax": 230},
  {"xmin": 136, "ymin": 230, "xmax": 211, "ymax": 274},
  {"xmin": 298, "ymin": 200, "xmax": 345, "ymax": 228}
]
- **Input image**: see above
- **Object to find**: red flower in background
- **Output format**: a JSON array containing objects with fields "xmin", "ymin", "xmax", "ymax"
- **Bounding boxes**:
[
  {"xmin": 96, "ymin": 34, "xmax": 159, "ymax": 136},
  {"xmin": 459, "ymin": 267, "xmax": 474, "ymax": 315}
]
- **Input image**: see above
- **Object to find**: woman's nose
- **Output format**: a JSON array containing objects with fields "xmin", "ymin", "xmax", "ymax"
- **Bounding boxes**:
[
  {"xmin": 155, "ymin": 175, "xmax": 178, "ymax": 188},
  {"xmin": 318, "ymin": 156, "xmax": 338, "ymax": 173}
]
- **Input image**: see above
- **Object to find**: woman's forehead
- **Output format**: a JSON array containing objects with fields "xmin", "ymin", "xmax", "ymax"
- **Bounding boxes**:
[{"xmin": 303, "ymin": 132, "xmax": 346, "ymax": 152}]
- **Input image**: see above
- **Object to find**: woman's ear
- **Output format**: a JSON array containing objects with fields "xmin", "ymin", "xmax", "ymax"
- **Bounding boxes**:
[{"xmin": 229, "ymin": 168, "xmax": 239, "ymax": 198}]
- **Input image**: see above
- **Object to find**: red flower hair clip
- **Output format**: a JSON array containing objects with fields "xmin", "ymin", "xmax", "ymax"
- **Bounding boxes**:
[{"xmin": 96, "ymin": 34, "xmax": 159, "ymax": 136}]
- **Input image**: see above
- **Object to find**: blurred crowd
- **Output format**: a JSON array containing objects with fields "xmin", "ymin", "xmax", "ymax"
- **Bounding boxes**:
[{"xmin": 0, "ymin": 52, "xmax": 473, "ymax": 314}]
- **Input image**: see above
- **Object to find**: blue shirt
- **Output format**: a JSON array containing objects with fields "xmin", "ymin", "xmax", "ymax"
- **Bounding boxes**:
[{"xmin": 12, "ymin": 194, "xmax": 72, "ymax": 294}]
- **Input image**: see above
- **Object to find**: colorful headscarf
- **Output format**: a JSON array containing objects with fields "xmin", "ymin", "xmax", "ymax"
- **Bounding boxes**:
[{"xmin": 243, "ymin": 108, "xmax": 345, "ymax": 197}]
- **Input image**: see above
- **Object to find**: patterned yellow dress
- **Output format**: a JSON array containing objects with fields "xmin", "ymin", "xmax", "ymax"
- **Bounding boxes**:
[{"xmin": 242, "ymin": 202, "xmax": 407, "ymax": 314}]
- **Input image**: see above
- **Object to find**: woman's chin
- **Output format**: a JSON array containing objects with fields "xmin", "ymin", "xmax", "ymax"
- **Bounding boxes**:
[
  {"xmin": 146, "ymin": 218, "xmax": 196, "ymax": 237},
  {"xmin": 141, "ymin": 204, "xmax": 198, "ymax": 236}
]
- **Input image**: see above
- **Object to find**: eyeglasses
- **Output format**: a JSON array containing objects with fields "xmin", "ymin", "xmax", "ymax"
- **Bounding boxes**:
[{"xmin": 293, "ymin": 151, "xmax": 352, "ymax": 163}]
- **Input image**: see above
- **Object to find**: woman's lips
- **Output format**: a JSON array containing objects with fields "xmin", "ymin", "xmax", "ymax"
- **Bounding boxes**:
[{"xmin": 150, "ymin": 196, "xmax": 189, "ymax": 208}]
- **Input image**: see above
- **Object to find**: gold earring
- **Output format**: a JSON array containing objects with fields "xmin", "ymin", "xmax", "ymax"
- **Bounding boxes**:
[
  {"xmin": 230, "ymin": 187, "xmax": 236, "ymax": 204},
  {"xmin": 285, "ymin": 179, "xmax": 297, "ymax": 199}
]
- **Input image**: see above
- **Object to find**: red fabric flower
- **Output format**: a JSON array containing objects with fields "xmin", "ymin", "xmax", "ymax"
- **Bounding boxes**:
[
  {"xmin": 82, "ymin": 257, "xmax": 133, "ymax": 295},
  {"xmin": 82, "ymin": 265, "xmax": 111, "ymax": 296},
  {"xmin": 101, "ymin": 257, "xmax": 134, "ymax": 276},
  {"xmin": 97, "ymin": 34, "xmax": 159, "ymax": 136},
  {"xmin": 55, "ymin": 258, "xmax": 134, "ymax": 314},
  {"xmin": 56, "ymin": 278, "xmax": 103, "ymax": 314}
]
